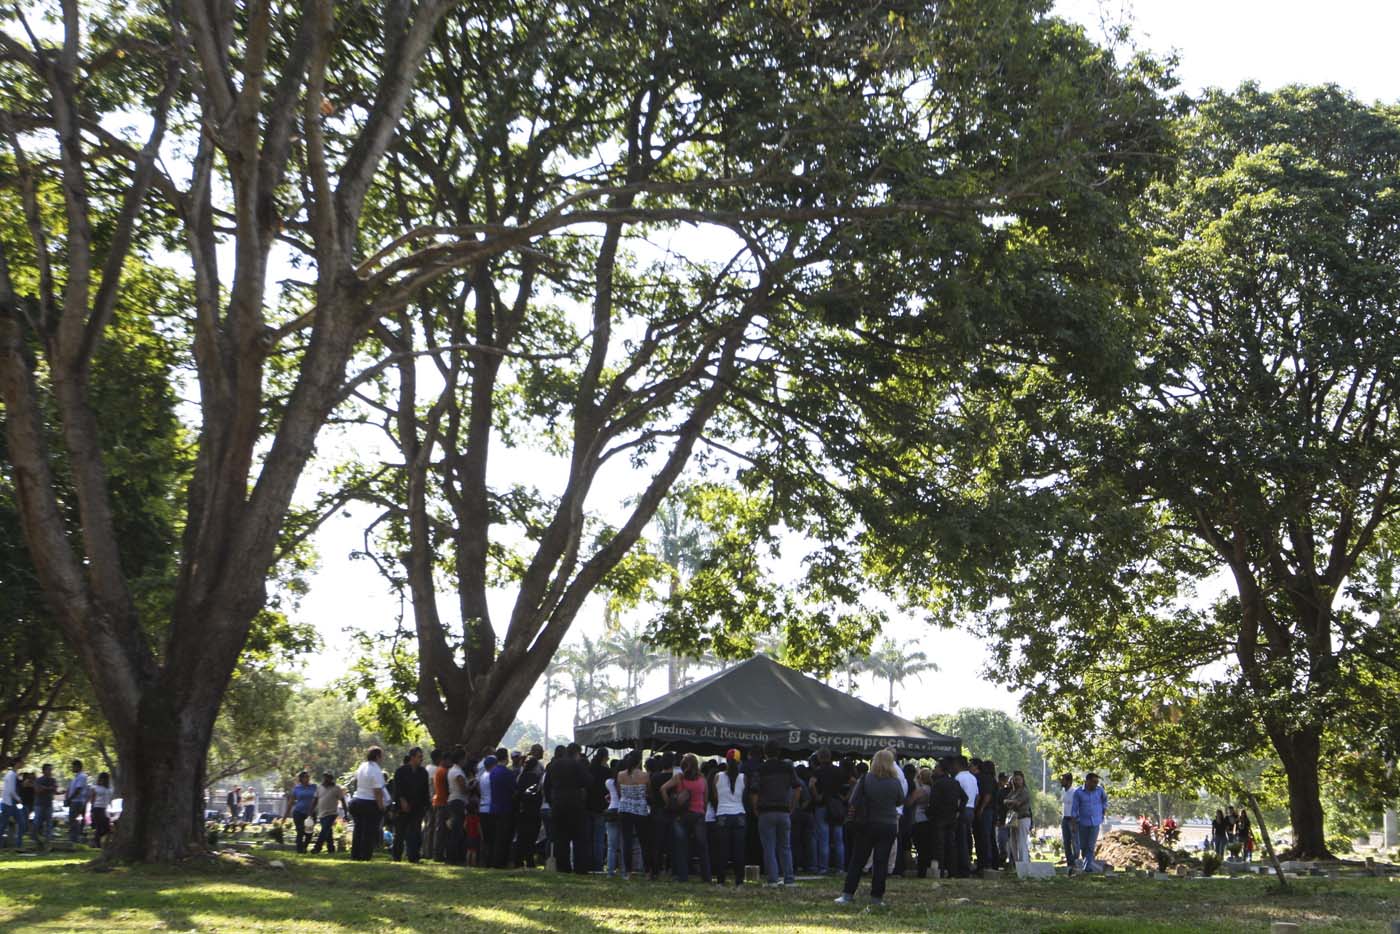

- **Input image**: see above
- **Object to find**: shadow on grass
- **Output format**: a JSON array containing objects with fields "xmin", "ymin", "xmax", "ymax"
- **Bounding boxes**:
[{"xmin": 0, "ymin": 854, "xmax": 1393, "ymax": 933}]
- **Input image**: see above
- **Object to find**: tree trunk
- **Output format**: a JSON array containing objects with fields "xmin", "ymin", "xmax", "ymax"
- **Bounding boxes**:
[
  {"xmin": 1271, "ymin": 727, "xmax": 1331, "ymax": 859},
  {"xmin": 107, "ymin": 694, "xmax": 216, "ymax": 862}
]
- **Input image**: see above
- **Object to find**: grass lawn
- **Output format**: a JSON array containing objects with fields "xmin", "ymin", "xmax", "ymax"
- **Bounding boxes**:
[{"xmin": 1, "ymin": 851, "xmax": 1397, "ymax": 933}]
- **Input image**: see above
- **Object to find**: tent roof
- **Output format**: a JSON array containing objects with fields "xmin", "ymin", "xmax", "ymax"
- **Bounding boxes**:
[{"xmin": 574, "ymin": 654, "xmax": 960, "ymax": 757}]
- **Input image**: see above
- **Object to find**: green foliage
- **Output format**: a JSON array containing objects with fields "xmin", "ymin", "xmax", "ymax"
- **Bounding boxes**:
[
  {"xmin": 867, "ymin": 84, "xmax": 1400, "ymax": 852},
  {"xmin": 919, "ymin": 708, "xmax": 1044, "ymax": 781},
  {"xmin": 335, "ymin": 634, "xmax": 422, "ymax": 748},
  {"xmin": 649, "ymin": 483, "xmax": 885, "ymax": 676},
  {"xmin": 275, "ymin": 690, "xmax": 382, "ymax": 790}
]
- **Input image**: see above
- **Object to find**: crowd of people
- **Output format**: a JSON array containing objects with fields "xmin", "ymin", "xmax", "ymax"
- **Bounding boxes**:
[
  {"xmin": 1209, "ymin": 806, "xmax": 1255, "ymax": 860},
  {"xmin": 287, "ymin": 740, "xmax": 1111, "ymax": 905},
  {"xmin": 0, "ymin": 759, "xmax": 114, "ymax": 851}
]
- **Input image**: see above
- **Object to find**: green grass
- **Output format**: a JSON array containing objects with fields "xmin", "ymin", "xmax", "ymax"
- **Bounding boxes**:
[{"xmin": 0, "ymin": 851, "xmax": 1396, "ymax": 933}]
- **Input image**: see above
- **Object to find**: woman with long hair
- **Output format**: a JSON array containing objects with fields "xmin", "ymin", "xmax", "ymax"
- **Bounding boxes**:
[
  {"xmin": 614, "ymin": 751, "xmax": 649, "ymax": 878},
  {"xmin": 834, "ymin": 750, "xmax": 903, "ymax": 907},
  {"xmin": 908, "ymin": 767, "xmax": 933, "ymax": 877},
  {"xmin": 1003, "ymin": 771, "xmax": 1032, "ymax": 864},
  {"xmin": 1211, "ymin": 809, "xmax": 1228, "ymax": 859},
  {"xmin": 661, "ymin": 754, "xmax": 710, "ymax": 882},
  {"xmin": 709, "ymin": 749, "xmax": 747, "ymax": 885}
]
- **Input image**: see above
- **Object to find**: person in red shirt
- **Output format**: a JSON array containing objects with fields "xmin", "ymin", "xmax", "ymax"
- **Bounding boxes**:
[{"xmin": 431, "ymin": 751, "xmax": 450, "ymax": 861}]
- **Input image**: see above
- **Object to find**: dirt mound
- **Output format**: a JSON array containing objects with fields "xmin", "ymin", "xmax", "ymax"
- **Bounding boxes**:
[{"xmin": 1093, "ymin": 829, "xmax": 1179, "ymax": 871}]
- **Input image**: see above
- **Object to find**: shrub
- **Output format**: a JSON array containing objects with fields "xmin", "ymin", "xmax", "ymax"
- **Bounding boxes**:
[
  {"xmin": 205, "ymin": 821, "xmax": 222, "ymax": 847},
  {"xmin": 1201, "ymin": 852, "xmax": 1221, "ymax": 877}
]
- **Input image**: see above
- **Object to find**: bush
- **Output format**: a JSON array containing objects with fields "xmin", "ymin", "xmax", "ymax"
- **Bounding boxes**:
[
  {"xmin": 205, "ymin": 821, "xmax": 222, "ymax": 847},
  {"xmin": 1155, "ymin": 850, "xmax": 1171, "ymax": 872},
  {"xmin": 268, "ymin": 819, "xmax": 288, "ymax": 844},
  {"xmin": 1325, "ymin": 835, "xmax": 1354, "ymax": 855},
  {"xmin": 1201, "ymin": 852, "xmax": 1221, "ymax": 877}
]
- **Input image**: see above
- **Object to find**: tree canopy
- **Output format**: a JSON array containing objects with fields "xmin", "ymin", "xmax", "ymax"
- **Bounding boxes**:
[{"xmin": 885, "ymin": 85, "xmax": 1400, "ymax": 858}]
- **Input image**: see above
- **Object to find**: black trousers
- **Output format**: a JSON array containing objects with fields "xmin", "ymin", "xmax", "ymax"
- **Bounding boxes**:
[
  {"xmin": 955, "ymin": 808, "xmax": 974, "ymax": 877},
  {"xmin": 487, "ymin": 812, "xmax": 511, "ymax": 867},
  {"xmin": 619, "ymin": 812, "xmax": 647, "ymax": 875},
  {"xmin": 513, "ymin": 813, "xmax": 541, "ymax": 867},
  {"xmin": 650, "ymin": 811, "xmax": 673, "ymax": 878},
  {"xmin": 711, "ymin": 813, "xmax": 746, "ymax": 885},
  {"xmin": 446, "ymin": 800, "xmax": 467, "ymax": 864},
  {"xmin": 551, "ymin": 806, "xmax": 588, "ymax": 873},
  {"xmin": 349, "ymin": 799, "xmax": 382, "ymax": 861},
  {"xmin": 843, "ymin": 824, "xmax": 897, "ymax": 899},
  {"xmin": 393, "ymin": 810, "xmax": 423, "ymax": 862}
]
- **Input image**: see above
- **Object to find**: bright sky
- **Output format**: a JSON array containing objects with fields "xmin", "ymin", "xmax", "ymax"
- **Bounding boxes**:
[{"xmin": 293, "ymin": 0, "xmax": 1400, "ymax": 738}]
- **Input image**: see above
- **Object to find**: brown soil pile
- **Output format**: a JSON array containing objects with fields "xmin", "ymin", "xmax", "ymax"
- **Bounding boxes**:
[{"xmin": 1093, "ymin": 829, "xmax": 1179, "ymax": 871}]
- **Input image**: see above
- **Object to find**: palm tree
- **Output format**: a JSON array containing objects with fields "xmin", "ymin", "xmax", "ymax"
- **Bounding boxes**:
[
  {"xmin": 862, "ymin": 638, "xmax": 938, "ymax": 710},
  {"xmin": 830, "ymin": 649, "xmax": 868, "ymax": 695},
  {"xmin": 562, "ymin": 635, "xmax": 617, "ymax": 724},
  {"xmin": 541, "ymin": 656, "xmax": 568, "ymax": 751},
  {"xmin": 602, "ymin": 621, "xmax": 666, "ymax": 706},
  {"xmin": 653, "ymin": 497, "xmax": 711, "ymax": 691}
]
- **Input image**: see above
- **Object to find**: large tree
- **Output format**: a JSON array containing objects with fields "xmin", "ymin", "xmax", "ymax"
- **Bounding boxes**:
[
  {"xmin": 344, "ymin": 0, "xmax": 1172, "ymax": 752},
  {"xmin": 0, "ymin": 0, "xmax": 461, "ymax": 860},
  {"xmin": 897, "ymin": 86, "xmax": 1400, "ymax": 858}
]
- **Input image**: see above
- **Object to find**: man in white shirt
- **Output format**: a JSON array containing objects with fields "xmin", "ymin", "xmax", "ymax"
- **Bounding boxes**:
[
  {"xmin": 64, "ymin": 760, "xmax": 88, "ymax": 843},
  {"xmin": 0, "ymin": 759, "xmax": 20, "ymax": 849},
  {"xmin": 953, "ymin": 757, "xmax": 980, "ymax": 878},
  {"xmin": 350, "ymin": 746, "xmax": 388, "ymax": 861},
  {"xmin": 1058, "ymin": 772, "xmax": 1079, "ymax": 866}
]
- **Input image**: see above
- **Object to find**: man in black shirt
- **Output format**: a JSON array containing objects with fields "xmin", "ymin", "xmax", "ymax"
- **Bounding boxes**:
[
  {"xmin": 810, "ymin": 748, "xmax": 847, "ymax": 874},
  {"xmin": 974, "ymin": 759, "xmax": 998, "ymax": 871},
  {"xmin": 925, "ymin": 760, "xmax": 967, "ymax": 878},
  {"xmin": 392, "ymin": 747, "xmax": 430, "ymax": 862},
  {"xmin": 750, "ymin": 739, "xmax": 800, "ymax": 886},
  {"xmin": 545, "ymin": 744, "xmax": 590, "ymax": 873}
]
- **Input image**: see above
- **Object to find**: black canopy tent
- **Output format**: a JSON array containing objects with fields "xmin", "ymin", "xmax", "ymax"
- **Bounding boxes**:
[{"xmin": 574, "ymin": 654, "xmax": 960, "ymax": 758}]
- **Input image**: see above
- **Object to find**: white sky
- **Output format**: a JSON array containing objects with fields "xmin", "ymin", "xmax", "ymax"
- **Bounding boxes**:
[{"xmin": 291, "ymin": 0, "xmax": 1400, "ymax": 736}]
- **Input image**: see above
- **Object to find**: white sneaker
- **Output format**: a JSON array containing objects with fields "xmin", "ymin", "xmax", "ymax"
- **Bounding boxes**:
[{"xmin": 833, "ymin": 893, "xmax": 854, "ymax": 904}]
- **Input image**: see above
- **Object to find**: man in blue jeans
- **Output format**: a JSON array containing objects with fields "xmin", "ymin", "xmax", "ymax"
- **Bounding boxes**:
[
  {"xmin": 752, "ymin": 740, "xmax": 800, "ymax": 886},
  {"xmin": 65, "ymin": 760, "xmax": 88, "ymax": 843},
  {"xmin": 33, "ymin": 764, "xmax": 58, "ymax": 850},
  {"xmin": 810, "ymin": 749, "xmax": 846, "ymax": 874},
  {"xmin": 1070, "ymin": 772, "xmax": 1108, "ymax": 872},
  {"xmin": 1058, "ymin": 773, "xmax": 1079, "ymax": 866}
]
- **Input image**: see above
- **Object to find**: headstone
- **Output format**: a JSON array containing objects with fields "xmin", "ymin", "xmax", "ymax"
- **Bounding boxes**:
[
  {"xmin": 1384, "ymin": 808, "xmax": 1398, "ymax": 848},
  {"xmin": 745, "ymin": 864, "xmax": 760, "ymax": 883},
  {"xmin": 1270, "ymin": 924, "xmax": 1299, "ymax": 934},
  {"xmin": 1015, "ymin": 861, "xmax": 1055, "ymax": 880}
]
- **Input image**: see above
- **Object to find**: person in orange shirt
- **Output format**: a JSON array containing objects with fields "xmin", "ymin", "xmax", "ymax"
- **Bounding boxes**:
[{"xmin": 430, "ymin": 749, "xmax": 449, "ymax": 861}]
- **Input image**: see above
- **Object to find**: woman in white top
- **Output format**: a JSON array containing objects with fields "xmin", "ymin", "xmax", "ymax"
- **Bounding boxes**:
[
  {"xmin": 614, "ymin": 751, "xmax": 649, "ymax": 878},
  {"xmin": 349, "ymin": 746, "xmax": 387, "ymax": 861},
  {"xmin": 604, "ymin": 771, "xmax": 625, "ymax": 878},
  {"xmin": 89, "ymin": 773, "xmax": 113, "ymax": 848},
  {"xmin": 708, "ymin": 749, "xmax": 748, "ymax": 886}
]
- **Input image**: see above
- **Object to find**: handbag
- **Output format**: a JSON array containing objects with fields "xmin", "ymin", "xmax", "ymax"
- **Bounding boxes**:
[{"xmin": 845, "ymin": 775, "xmax": 869, "ymax": 828}]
